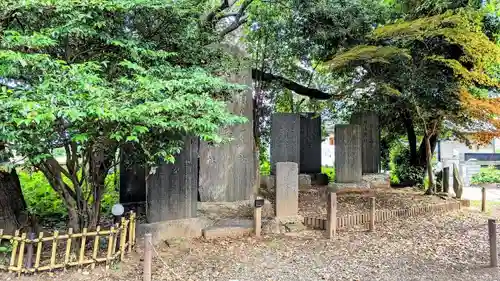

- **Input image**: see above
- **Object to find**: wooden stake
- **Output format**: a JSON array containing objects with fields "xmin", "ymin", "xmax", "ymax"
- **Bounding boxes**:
[
  {"xmin": 369, "ymin": 197, "xmax": 375, "ymax": 232},
  {"xmin": 326, "ymin": 192, "xmax": 337, "ymax": 239},
  {"xmin": 50, "ymin": 231, "xmax": 59, "ymax": 271},
  {"xmin": 64, "ymin": 228, "xmax": 73, "ymax": 269},
  {"xmin": 34, "ymin": 232, "xmax": 44, "ymax": 272},
  {"xmin": 92, "ymin": 226, "xmax": 101, "ymax": 269},
  {"xmin": 144, "ymin": 233, "xmax": 152, "ymax": 281},
  {"xmin": 253, "ymin": 197, "xmax": 262, "ymax": 238},
  {"xmin": 120, "ymin": 218, "xmax": 128, "ymax": 260},
  {"xmin": 9, "ymin": 230, "xmax": 20, "ymax": 272},
  {"xmin": 79, "ymin": 228, "xmax": 87, "ymax": 266},
  {"xmin": 106, "ymin": 226, "xmax": 115, "ymax": 269},
  {"xmin": 17, "ymin": 233, "xmax": 26, "ymax": 276},
  {"xmin": 489, "ymin": 219, "xmax": 498, "ymax": 267},
  {"xmin": 482, "ymin": 187, "xmax": 487, "ymax": 212}
]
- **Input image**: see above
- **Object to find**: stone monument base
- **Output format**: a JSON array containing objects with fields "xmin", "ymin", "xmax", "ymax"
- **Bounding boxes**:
[
  {"xmin": 262, "ymin": 215, "xmax": 306, "ymax": 234},
  {"xmin": 137, "ymin": 217, "xmax": 213, "ymax": 244}
]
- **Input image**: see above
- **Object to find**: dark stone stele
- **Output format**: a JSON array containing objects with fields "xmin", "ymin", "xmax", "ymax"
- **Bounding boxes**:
[
  {"xmin": 300, "ymin": 113, "xmax": 322, "ymax": 174},
  {"xmin": 119, "ymin": 144, "xmax": 146, "ymax": 204},
  {"xmin": 334, "ymin": 124, "xmax": 362, "ymax": 183},
  {"xmin": 270, "ymin": 113, "xmax": 322, "ymax": 175},
  {"xmin": 270, "ymin": 113, "xmax": 301, "ymax": 175},
  {"xmin": 350, "ymin": 112, "xmax": 380, "ymax": 174},
  {"xmin": 146, "ymin": 137, "xmax": 199, "ymax": 223}
]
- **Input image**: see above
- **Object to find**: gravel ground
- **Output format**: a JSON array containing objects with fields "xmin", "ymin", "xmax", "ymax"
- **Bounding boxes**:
[{"xmin": 4, "ymin": 208, "xmax": 500, "ymax": 281}]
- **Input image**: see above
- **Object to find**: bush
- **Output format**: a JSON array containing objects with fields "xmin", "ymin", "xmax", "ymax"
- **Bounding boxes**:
[
  {"xmin": 260, "ymin": 160, "xmax": 271, "ymax": 176},
  {"xmin": 321, "ymin": 166, "xmax": 335, "ymax": 182},
  {"xmin": 471, "ymin": 166, "xmax": 500, "ymax": 184},
  {"xmin": 389, "ymin": 142, "xmax": 424, "ymax": 185},
  {"xmin": 19, "ymin": 170, "xmax": 119, "ymax": 223}
]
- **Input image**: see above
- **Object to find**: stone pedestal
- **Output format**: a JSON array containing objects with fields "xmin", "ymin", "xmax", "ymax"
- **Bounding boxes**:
[
  {"xmin": 146, "ymin": 137, "xmax": 199, "ymax": 223},
  {"xmin": 334, "ymin": 124, "xmax": 362, "ymax": 183},
  {"xmin": 351, "ymin": 112, "xmax": 380, "ymax": 174},
  {"xmin": 275, "ymin": 162, "xmax": 299, "ymax": 218}
]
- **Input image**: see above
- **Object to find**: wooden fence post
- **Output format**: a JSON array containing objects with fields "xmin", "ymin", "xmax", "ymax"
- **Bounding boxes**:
[
  {"xmin": 369, "ymin": 197, "xmax": 375, "ymax": 232},
  {"xmin": 482, "ymin": 187, "xmax": 487, "ymax": 213},
  {"xmin": 254, "ymin": 197, "xmax": 263, "ymax": 238},
  {"xmin": 326, "ymin": 192, "xmax": 337, "ymax": 239},
  {"xmin": 489, "ymin": 219, "xmax": 497, "ymax": 267},
  {"xmin": 144, "ymin": 233, "xmax": 152, "ymax": 281}
]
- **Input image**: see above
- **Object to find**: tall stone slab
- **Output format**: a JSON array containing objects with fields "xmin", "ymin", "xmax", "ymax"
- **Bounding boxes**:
[
  {"xmin": 146, "ymin": 137, "xmax": 199, "ymax": 223},
  {"xmin": 350, "ymin": 112, "xmax": 380, "ymax": 174},
  {"xmin": 119, "ymin": 144, "xmax": 146, "ymax": 204},
  {"xmin": 335, "ymin": 125, "xmax": 362, "ymax": 183},
  {"xmin": 198, "ymin": 46, "xmax": 256, "ymax": 202},
  {"xmin": 270, "ymin": 113, "xmax": 301, "ymax": 175},
  {"xmin": 275, "ymin": 162, "xmax": 299, "ymax": 218},
  {"xmin": 300, "ymin": 113, "xmax": 322, "ymax": 174}
]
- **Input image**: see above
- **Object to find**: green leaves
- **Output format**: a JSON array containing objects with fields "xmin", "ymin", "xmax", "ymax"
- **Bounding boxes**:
[{"xmin": 0, "ymin": 0, "xmax": 246, "ymax": 169}]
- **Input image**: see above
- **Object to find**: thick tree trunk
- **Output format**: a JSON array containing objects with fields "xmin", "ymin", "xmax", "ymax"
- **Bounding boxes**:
[{"xmin": 0, "ymin": 169, "xmax": 28, "ymax": 234}]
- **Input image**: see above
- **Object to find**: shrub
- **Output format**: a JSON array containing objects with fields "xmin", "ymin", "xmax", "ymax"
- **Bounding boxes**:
[
  {"xmin": 471, "ymin": 166, "xmax": 500, "ymax": 184},
  {"xmin": 321, "ymin": 166, "xmax": 335, "ymax": 182},
  {"xmin": 389, "ymin": 142, "xmax": 424, "ymax": 185},
  {"xmin": 260, "ymin": 160, "xmax": 271, "ymax": 176},
  {"xmin": 19, "ymin": 170, "xmax": 119, "ymax": 223}
]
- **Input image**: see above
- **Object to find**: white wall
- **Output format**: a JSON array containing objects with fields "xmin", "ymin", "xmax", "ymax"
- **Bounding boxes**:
[{"xmin": 321, "ymin": 140, "xmax": 334, "ymax": 167}]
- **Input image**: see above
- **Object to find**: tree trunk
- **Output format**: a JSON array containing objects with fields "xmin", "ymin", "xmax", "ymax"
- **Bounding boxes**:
[
  {"xmin": 402, "ymin": 111, "xmax": 418, "ymax": 165},
  {"xmin": 0, "ymin": 169, "xmax": 29, "ymax": 234}
]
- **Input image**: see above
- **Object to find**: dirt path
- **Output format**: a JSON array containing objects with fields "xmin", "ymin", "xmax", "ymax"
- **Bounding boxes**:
[{"xmin": 3, "ymin": 208, "xmax": 500, "ymax": 281}]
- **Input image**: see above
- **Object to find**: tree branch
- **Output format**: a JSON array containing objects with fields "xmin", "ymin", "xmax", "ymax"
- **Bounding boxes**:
[
  {"xmin": 251, "ymin": 69, "xmax": 339, "ymax": 100},
  {"xmin": 216, "ymin": 0, "xmax": 254, "ymax": 38},
  {"xmin": 205, "ymin": 0, "xmax": 230, "ymax": 27}
]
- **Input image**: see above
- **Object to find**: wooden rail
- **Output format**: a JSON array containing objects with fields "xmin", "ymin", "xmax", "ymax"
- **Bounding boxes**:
[
  {"xmin": 0, "ymin": 212, "xmax": 136, "ymax": 275},
  {"xmin": 304, "ymin": 201, "xmax": 462, "ymax": 231}
]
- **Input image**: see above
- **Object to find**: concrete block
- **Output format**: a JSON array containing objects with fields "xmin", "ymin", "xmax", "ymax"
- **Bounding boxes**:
[
  {"xmin": 202, "ymin": 219, "xmax": 253, "ymax": 239},
  {"xmin": 137, "ymin": 217, "xmax": 213, "ymax": 244}
]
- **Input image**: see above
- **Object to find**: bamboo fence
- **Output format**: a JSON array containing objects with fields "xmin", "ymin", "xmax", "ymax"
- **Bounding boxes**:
[
  {"xmin": 0, "ymin": 212, "xmax": 136, "ymax": 275},
  {"xmin": 303, "ymin": 201, "xmax": 462, "ymax": 230}
]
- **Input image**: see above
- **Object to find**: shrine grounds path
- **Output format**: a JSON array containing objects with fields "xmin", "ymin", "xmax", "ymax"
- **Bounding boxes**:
[{"xmin": 3, "ymin": 207, "xmax": 500, "ymax": 281}]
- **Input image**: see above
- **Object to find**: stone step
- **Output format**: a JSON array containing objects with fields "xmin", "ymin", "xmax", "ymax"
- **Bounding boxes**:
[{"xmin": 202, "ymin": 219, "xmax": 253, "ymax": 239}]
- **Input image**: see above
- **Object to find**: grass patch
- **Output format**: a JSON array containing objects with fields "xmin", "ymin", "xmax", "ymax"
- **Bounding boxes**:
[{"xmin": 470, "ymin": 200, "xmax": 500, "ymax": 215}]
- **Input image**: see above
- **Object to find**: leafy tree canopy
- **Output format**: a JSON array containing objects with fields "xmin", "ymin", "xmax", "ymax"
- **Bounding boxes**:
[{"xmin": 0, "ymin": 0, "xmax": 246, "ymax": 230}]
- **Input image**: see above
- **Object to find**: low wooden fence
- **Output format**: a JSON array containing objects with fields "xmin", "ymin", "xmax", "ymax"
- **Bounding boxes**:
[
  {"xmin": 303, "ymin": 200, "xmax": 463, "ymax": 231},
  {"xmin": 0, "ymin": 212, "xmax": 136, "ymax": 275}
]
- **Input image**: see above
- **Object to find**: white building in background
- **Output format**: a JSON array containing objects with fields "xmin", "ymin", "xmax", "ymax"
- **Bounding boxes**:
[{"xmin": 321, "ymin": 133, "xmax": 335, "ymax": 167}]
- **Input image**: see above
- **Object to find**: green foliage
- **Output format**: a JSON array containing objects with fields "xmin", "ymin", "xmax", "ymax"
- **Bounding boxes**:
[
  {"xmin": 471, "ymin": 166, "xmax": 500, "ymax": 184},
  {"xmin": 260, "ymin": 160, "xmax": 271, "ymax": 176},
  {"xmin": 0, "ymin": 0, "xmax": 245, "ymax": 228},
  {"xmin": 18, "ymin": 170, "xmax": 118, "ymax": 221},
  {"xmin": 18, "ymin": 170, "xmax": 65, "ymax": 219},
  {"xmin": 389, "ymin": 142, "xmax": 425, "ymax": 184},
  {"xmin": 321, "ymin": 166, "xmax": 336, "ymax": 182}
]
